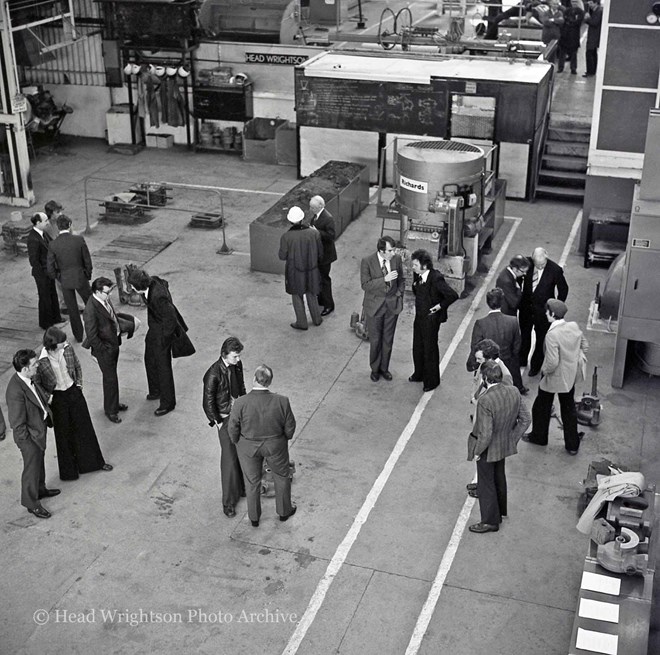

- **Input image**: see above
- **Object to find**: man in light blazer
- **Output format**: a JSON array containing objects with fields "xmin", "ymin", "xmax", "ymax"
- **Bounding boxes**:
[
  {"xmin": 83, "ymin": 277, "xmax": 136, "ymax": 423},
  {"xmin": 309, "ymin": 195, "xmax": 337, "ymax": 316},
  {"xmin": 47, "ymin": 214, "xmax": 93, "ymax": 342},
  {"xmin": 360, "ymin": 236, "xmax": 405, "ymax": 382},
  {"xmin": 5, "ymin": 349, "xmax": 60, "ymax": 519},
  {"xmin": 519, "ymin": 247, "xmax": 569, "ymax": 375},
  {"xmin": 467, "ymin": 288, "xmax": 526, "ymax": 393},
  {"xmin": 467, "ymin": 361, "xmax": 531, "ymax": 533},
  {"xmin": 228, "ymin": 365, "xmax": 296, "ymax": 528},
  {"xmin": 523, "ymin": 299, "xmax": 588, "ymax": 455}
]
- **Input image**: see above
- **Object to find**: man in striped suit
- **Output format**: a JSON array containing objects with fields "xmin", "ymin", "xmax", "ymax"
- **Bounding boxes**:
[{"xmin": 467, "ymin": 361, "xmax": 531, "ymax": 533}]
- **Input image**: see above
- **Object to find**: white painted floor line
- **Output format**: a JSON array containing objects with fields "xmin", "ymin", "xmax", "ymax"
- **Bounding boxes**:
[
  {"xmin": 559, "ymin": 210, "xmax": 583, "ymax": 268},
  {"xmin": 404, "ymin": 217, "xmax": 525, "ymax": 655},
  {"xmin": 281, "ymin": 217, "xmax": 523, "ymax": 655}
]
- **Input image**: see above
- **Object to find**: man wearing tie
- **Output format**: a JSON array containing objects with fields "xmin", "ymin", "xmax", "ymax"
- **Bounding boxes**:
[
  {"xmin": 519, "ymin": 248, "xmax": 569, "ymax": 376},
  {"xmin": 202, "ymin": 337, "xmax": 247, "ymax": 518},
  {"xmin": 309, "ymin": 195, "xmax": 337, "ymax": 316},
  {"xmin": 5, "ymin": 349, "xmax": 60, "ymax": 519},
  {"xmin": 83, "ymin": 277, "xmax": 136, "ymax": 423},
  {"xmin": 360, "ymin": 236, "xmax": 405, "ymax": 382},
  {"xmin": 27, "ymin": 212, "xmax": 62, "ymax": 330}
]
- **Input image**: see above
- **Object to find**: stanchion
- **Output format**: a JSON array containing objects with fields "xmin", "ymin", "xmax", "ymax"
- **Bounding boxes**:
[{"xmin": 216, "ymin": 221, "xmax": 233, "ymax": 255}]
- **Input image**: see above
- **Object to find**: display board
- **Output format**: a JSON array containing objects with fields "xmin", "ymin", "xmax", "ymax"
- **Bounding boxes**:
[
  {"xmin": 597, "ymin": 90, "xmax": 656, "ymax": 153},
  {"xmin": 295, "ymin": 71, "xmax": 447, "ymax": 136},
  {"xmin": 603, "ymin": 28, "xmax": 660, "ymax": 89}
]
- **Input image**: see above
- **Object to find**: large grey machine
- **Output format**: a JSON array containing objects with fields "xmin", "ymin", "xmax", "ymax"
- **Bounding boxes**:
[
  {"xmin": 612, "ymin": 109, "xmax": 660, "ymax": 387},
  {"xmin": 379, "ymin": 137, "xmax": 504, "ymax": 294}
]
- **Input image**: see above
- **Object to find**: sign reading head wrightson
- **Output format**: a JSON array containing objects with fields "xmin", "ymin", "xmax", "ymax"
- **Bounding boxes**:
[{"xmin": 400, "ymin": 175, "xmax": 428, "ymax": 194}]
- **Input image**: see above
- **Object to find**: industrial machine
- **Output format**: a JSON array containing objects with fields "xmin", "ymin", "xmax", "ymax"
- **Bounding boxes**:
[
  {"xmin": 377, "ymin": 138, "xmax": 504, "ymax": 294},
  {"xmin": 612, "ymin": 109, "xmax": 660, "ymax": 387},
  {"xmin": 576, "ymin": 367, "xmax": 601, "ymax": 427}
]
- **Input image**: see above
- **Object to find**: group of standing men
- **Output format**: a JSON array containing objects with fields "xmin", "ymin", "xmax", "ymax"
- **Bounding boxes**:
[{"xmin": 465, "ymin": 246, "xmax": 588, "ymax": 534}]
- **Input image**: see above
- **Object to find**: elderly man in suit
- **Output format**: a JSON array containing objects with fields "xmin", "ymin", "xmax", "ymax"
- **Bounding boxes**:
[
  {"xmin": 468, "ymin": 288, "xmax": 526, "ymax": 393},
  {"xmin": 203, "ymin": 336, "xmax": 247, "ymax": 518},
  {"xmin": 27, "ymin": 212, "xmax": 62, "ymax": 330},
  {"xmin": 228, "ymin": 365, "xmax": 296, "ymax": 528},
  {"xmin": 83, "ymin": 277, "xmax": 136, "ymax": 423},
  {"xmin": 127, "ymin": 267, "xmax": 180, "ymax": 417},
  {"xmin": 495, "ymin": 255, "xmax": 529, "ymax": 317},
  {"xmin": 309, "ymin": 195, "xmax": 337, "ymax": 316},
  {"xmin": 519, "ymin": 248, "xmax": 569, "ymax": 376},
  {"xmin": 5, "ymin": 349, "xmax": 60, "ymax": 519},
  {"xmin": 279, "ymin": 206, "xmax": 324, "ymax": 330},
  {"xmin": 46, "ymin": 214, "xmax": 93, "ymax": 342},
  {"xmin": 410, "ymin": 249, "xmax": 458, "ymax": 392},
  {"xmin": 523, "ymin": 300, "xmax": 588, "ymax": 455},
  {"xmin": 467, "ymin": 361, "xmax": 531, "ymax": 533},
  {"xmin": 361, "ymin": 236, "xmax": 405, "ymax": 382}
]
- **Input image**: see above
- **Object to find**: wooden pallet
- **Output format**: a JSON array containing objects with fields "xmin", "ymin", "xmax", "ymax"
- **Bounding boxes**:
[{"xmin": 92, "ymin": 234, "xmax": 175, "ymax": 278}]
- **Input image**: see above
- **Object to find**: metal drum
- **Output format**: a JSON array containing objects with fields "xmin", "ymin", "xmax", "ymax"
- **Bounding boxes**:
[{"xmin": 397, "ymin": 140, "xmax": 484, "ymax": 221}]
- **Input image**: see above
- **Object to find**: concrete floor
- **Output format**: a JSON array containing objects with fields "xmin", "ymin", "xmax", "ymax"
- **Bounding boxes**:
[{"xmin": 1, "ymin": 64, "xmax": 659, "ymax": 655}]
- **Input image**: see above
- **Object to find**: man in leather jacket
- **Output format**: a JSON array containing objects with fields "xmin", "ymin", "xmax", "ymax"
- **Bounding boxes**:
[{"xmin": 202, "ymin": 337, "xmax": 246, "ymax": 518}]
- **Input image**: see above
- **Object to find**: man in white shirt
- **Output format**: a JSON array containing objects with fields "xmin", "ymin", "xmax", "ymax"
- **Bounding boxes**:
[{"xmin": 5, "ymin": 349, "xmax": 60, "ymax": 519}]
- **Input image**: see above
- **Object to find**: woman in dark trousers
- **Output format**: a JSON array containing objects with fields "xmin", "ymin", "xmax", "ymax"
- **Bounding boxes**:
[{"xmin": 35, "ymin": 327, "xmax": 113, "ymax": 480}]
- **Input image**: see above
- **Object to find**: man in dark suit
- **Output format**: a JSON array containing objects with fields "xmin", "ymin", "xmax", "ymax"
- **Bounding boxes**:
[
  {"xmin": 46, "ymin": 214, "xmax": 93, "ymax": 342},
  {"xmin": 410, "ymin": 249, "xmax": 458, "ymax": 392},
  {"xmin": 360, "ymin": 236, "xmax": 405, "ymax": 382},
  {"xmin": 309, "ymin": 195, "xmax": 337, "ymax": 316},
  {"xmin": 279, "ymin": 206, "xmax": 324, "ymax": 330},
  {"xmin": 519, "ymin": 248, "xmax": 569, "ymax": 375},
  {"xmin": 495, "ymin": 255, "xmax": 529, "ymax": 317},
  {"xmin": 82, "ymin": 277, "xmax": 135, "ymax": 423},
  {"xmin": 127, "ymin": 267, "xmax": 179, "ymax": 417},
  {"xmin": 27, "ymin": 212, "xmax": 62, "ymax": 329},
  {"xmin": 468, "ymin": 288, "xmax": 526, "ymax": 394},
  {"xmin": 467, "ymin": 361, "xmax": 531, "ymax": 533},
  {"xmin": 203, "ymin": 336, "xmax": 246, "ymax": 518},
  {"xmin": 5, "ymin": 349, "xmax": 60, "ymax": 519},
  {"xmin": 228, "ymin": 365, "xmax": 296, "ymax": 528}
]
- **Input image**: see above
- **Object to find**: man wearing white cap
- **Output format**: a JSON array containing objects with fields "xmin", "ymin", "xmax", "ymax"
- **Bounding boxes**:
[{"xmin": 278, "ymin": 206, "xmax": 324, "ymax": 330}]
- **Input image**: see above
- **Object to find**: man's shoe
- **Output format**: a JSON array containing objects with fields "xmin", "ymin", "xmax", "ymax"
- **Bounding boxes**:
[
  {"xmin": 154, "ymin": 407, "xmax": 173, "ymax": 417},
  {"xmin": 251, "ymin": 520, "xmax": 259, "ymax": 527},
  {"xmin": 466, "ymin": 483, "xmax": 478, "ymax": 491},
  {"xmin": 146, "ymin": 393, "xmax": 160, "ymax": 401},
  {"xmin": 223, "ymin": 506, "xmax": 236, "ymax": 518},
  {"xmin": 380, "ymin": 370, "xmax": 393, "ymax": 381},
  {"xmin": 101, "ymin": 464, "xmax": 113, "ymax": 471},
  {"xmin": 320, "ymin": 307, "xmax": 334, "ymax": 317},
  {"xmin": 522, "ymin": 433, "xmax": 547, "ymax": 446},
  {"xmin": 107, "ymin": 414, "xmax": 122, "ymax": 424},
  {"xmin": 370, "ymin": 372, "xmax": 380, "ymax": 382},
  {"xmin": 468, "ymin": 489, "xmax": 479, "ymax": 498},
  {"xmin": 38, "ymin": 488, "xmax": 61, "ymax": 499},
  {"xmin": 280, "ymin": 505, "xmax": 297, "ymax": 522},
  {"xmin": 28, "ymin": 507, "xmax": 51, "ymax": 519},
  {"xmin": 408, "ymin": 375, "xmax": 423, "ymax": 382},
  {"xmin": 423, "ymin": 384, "xmax": 439, "ymax": 392},
  {"xmin": 528, "ymin": 369, "xmax": 540, "ymax": 377},
  {"xmin": 290, "ymin": 323, "xmax": 308, "ymax": 331},
  {"xmin": 468, "ymin": 522, "xmax": 499, "ymax": 533},
  {"xmin": 118, "ymin": 403, "xmax": 128, "ymax": 412},
  {"xmin": 582, "ymin": 73, "xmax": 594, "ymax": 77},
  {"xmin": 519, "ymin": 386, "xmax": 529, "ymax": 396}
]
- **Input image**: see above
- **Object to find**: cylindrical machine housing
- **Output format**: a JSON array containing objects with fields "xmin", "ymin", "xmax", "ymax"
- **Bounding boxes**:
[{"xmin": 397, "ymin": 140, "xmax": 484, "ymax": 222}]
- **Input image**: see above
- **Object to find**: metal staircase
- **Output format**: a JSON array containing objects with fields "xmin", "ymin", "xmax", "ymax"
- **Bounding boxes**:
[{"xmin": 536, "ymin": 114, "xmax": 591, "ymax": 201}]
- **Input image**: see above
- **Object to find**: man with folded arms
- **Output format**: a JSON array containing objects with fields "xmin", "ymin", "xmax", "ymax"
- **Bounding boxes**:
[{"xmin": 228, "ymin": 365, "xmax": 296, "ymax": 528}]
